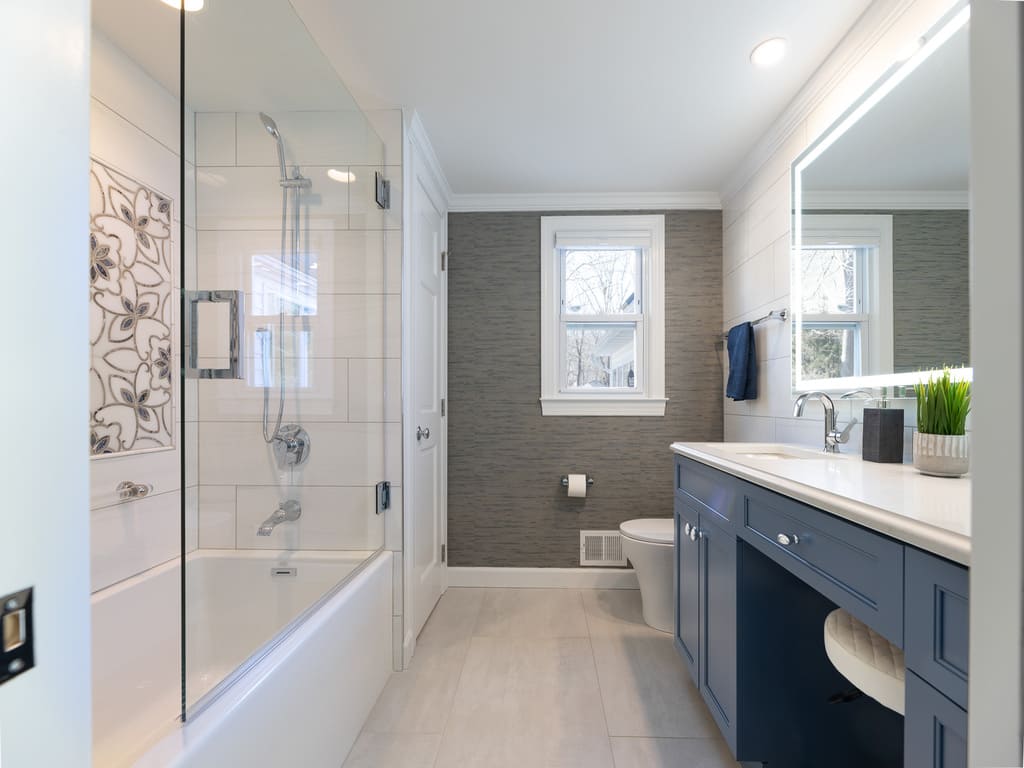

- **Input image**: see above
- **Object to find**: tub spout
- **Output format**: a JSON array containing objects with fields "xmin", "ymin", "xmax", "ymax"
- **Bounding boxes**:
[{"xmin": 257, "ymin": 500, "xmax": 301, "ymax": 536}]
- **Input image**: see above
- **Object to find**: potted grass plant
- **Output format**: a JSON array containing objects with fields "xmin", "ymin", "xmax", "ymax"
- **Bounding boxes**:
[{"xmin": 912, "ymin": 369, "xmax": 971, "ymax": 477}]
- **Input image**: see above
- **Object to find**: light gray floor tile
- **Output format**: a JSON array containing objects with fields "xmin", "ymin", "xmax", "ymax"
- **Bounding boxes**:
[
  {"xmin": 592, "ymin": 633, "xmax": 718, "ymax": 738},
  {"xmin": 341, "ymin": 732, "xmax": 441, "ymax": 768},
  {"xmin": 417, "ymin": 588, "xmax": 486, "ymax": 649},
  {"xmin": 434, "ymin": 636, "xmax": 615, "ymax": 768},
  {"xmin": 362, "ymin": 640, "xmax": 468, "ymax": 734},
  {"xmin": 474, "ymin": 588, "xmax": 589, "ymax": 638},
  {"xmin": 582, "ymin": 589, "xmax": 660, "ymax": 637},
  {"xmin": 610, "ymin": 736, "xmax": 740, "ymax": 768}
]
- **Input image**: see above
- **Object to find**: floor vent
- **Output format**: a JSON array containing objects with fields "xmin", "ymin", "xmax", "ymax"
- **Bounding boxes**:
[{"xmin": 580, "ymin": 531, "xmax": 627, "ymax": 567}]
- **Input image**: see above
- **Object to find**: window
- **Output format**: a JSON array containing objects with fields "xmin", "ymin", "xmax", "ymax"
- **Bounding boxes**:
[
  {"xmin": 798, "ymin": 215, "xmax": 893, "ymax": 384},
  {"xmin": 540, "ymin": 215, "xmax": 666, "ymax": 416}
]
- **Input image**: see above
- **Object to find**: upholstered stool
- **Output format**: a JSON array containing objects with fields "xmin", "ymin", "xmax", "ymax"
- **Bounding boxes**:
[{"xmin": 824, "ymin": 608, "xmax": 905, "ymax": 715}]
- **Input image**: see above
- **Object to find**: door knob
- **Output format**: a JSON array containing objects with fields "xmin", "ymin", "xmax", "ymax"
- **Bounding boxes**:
[{"xmin": 417, "ymin": 426, "xmax": 431, "ymax": 442}]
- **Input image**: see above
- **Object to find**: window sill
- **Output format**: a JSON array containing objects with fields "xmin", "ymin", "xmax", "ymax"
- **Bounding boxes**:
[{"xmin": 540, "ymin": 397, "xmax": 668, "ymax": 417}]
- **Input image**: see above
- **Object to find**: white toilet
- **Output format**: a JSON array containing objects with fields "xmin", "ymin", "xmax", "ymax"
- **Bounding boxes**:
[{"xmin": 619, "ymin": 518, "xmax": 675, "ymax": 633}]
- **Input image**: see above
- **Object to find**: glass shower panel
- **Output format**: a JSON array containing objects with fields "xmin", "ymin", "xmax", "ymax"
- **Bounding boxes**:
[{"xmin": 183, "ymin": 0, "xmax": 390, "ymax": 712}]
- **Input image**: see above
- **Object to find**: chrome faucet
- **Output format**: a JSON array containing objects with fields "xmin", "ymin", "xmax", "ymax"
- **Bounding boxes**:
[
  {"xmin": 257, "ymin": 500, "xmax": 302, "ymax": 536},
  {"xmin": 793, "ymin": 391, "xmax": 858, "ymax": 454}
]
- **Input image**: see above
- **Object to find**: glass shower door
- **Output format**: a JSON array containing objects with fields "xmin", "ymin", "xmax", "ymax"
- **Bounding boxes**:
[{"xmin": 182, "ymin": 0, "xmax": 394, "ymax": 713}]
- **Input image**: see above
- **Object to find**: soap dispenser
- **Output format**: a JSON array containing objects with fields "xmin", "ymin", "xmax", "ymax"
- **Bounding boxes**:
[{"xmin": 862, "ymin": 387, "xmax": 904, "ymax": 463}]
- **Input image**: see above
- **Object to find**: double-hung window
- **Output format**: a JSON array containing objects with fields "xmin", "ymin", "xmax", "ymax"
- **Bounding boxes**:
[{"xmin": 540, "ymin": 215, "xmax": 666, "ymax": 416}]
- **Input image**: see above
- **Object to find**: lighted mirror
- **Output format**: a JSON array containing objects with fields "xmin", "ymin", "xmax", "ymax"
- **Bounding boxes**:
[{"xmin": 792, "ymin": 3, "xmax": 970, "ymax": 392}]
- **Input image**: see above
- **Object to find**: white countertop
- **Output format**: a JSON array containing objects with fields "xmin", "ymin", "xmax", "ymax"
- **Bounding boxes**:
[{"xmin": 671, "ymin": 442, "xmax": 971, "ymax": 566}]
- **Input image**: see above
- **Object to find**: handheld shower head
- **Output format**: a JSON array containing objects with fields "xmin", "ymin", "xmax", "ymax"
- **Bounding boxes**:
[{"xmin": 258, "ymin": 112, "xmax": 287, "ymax": 180}]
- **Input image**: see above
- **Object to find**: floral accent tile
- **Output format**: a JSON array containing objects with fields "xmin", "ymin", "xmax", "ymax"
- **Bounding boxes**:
[{"xmin": 89, "ymin": 159, "xmax": 174, "ymax": 457}]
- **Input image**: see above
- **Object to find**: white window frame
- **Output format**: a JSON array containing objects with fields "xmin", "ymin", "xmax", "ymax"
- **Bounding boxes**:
[{"xmin": 540, "ymin": 215, "xmax": 666, "ymax": 416}]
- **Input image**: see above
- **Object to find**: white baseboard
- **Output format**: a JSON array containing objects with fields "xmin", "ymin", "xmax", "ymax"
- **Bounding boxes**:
[{"xmin": 447, "ymin": 566, "xmax": 639, "ymax": 590}]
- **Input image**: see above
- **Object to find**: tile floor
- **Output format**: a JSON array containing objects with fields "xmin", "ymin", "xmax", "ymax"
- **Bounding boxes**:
[{"xmin": 342, "ymin": 588, "xmax": 740, "ymax": 768}]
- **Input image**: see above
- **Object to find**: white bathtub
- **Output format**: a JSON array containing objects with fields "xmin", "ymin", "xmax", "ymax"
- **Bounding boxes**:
[{"xmin": 92, "ymin": 549, "xmax": 393, "ymax": 768}]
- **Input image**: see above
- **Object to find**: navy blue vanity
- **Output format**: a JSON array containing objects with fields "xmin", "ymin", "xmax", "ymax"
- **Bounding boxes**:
[{"xmin": 674, "ymin": 454, "xmax": 969, "ymax": 768}]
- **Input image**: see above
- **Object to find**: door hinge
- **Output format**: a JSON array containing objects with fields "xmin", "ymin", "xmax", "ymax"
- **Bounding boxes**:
[
  {"xmin": 441, "ymin": 398, "xmax": 446, "ymax": 417},
  {"xmin": 375, "ymin": 481, "xmax": 391, "ymax": 515},
  {"xmin": 441, "ymin": 250, "xmax": 447, "ymax": 271},
  {"xmin": 441, "ymin": 544, "xmax": 447, "ymax": 563},
  {"xmin": 374, "ymin": 172, "xmax": 391, "ymax": 210}
]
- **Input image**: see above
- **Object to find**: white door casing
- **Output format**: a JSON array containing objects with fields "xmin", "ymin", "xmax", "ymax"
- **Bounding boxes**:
[{"xmin": 403, "ymin": 114, "xmax": 449, "ymax": 658}]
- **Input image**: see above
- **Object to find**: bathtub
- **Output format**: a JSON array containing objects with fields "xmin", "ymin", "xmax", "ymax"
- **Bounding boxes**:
[{"xmin": 92, "ymin": 548, "xmax": 393, "ymax": 767}]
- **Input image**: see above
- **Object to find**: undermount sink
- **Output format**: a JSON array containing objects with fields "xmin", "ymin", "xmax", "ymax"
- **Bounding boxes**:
[{"xmin": 706, "ymin": 443, "xmax": 842, "ymax": 461}]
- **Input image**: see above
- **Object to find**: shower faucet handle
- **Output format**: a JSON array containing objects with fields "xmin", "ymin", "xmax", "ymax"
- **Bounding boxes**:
[
  {"xmin": 272, "ymin": 424, "xmax": 311, "ymax": 468},
  {"xmin": 117, "ymin": 481, "xmax": 152, "ymax": 501}
]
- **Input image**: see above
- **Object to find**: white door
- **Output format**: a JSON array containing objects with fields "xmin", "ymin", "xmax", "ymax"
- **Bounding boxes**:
[
  {"xmin": 410, "ymin": 167, "xmax": 447, "ymax": 639},
  {"xmin": 0, "ymin": 1, "xmax": 93, "ymax": 765}
]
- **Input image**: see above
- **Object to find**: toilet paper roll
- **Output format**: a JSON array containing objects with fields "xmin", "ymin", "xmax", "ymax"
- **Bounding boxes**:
[{"xmin": 567, "ymin": 474, "xmax": 588, "ymax": 498}]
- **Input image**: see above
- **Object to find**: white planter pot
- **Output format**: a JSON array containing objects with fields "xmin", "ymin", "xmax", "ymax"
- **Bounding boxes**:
[{"xmin": 913, "ymin": 432, "xmax": 969, "ymax": 477}]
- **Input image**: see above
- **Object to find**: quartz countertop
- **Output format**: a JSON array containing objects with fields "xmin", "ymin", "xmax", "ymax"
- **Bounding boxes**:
[{"xmin": 671, "ymin": 442, "xmax": 971, "ymax": 566}]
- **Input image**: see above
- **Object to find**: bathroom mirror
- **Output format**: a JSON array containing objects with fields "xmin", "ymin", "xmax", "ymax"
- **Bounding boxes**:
[{"xmin": 792, "ymin": 4, "xmax": 970, "ymax": 392}]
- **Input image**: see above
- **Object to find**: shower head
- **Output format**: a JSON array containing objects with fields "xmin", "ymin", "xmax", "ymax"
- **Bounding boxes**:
[{"xmin": 258, "ymin": 112, "xmax": 287, "ymax": 180}]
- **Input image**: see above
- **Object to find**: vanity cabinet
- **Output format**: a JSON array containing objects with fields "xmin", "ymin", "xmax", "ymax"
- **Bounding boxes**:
[
  {"xmin": 673, "ymin": 454, "xmax": 970, "ymax": 767},
  {"xmin": 675, "ymin": 463, "xmax": 738, "ymax": 750}
]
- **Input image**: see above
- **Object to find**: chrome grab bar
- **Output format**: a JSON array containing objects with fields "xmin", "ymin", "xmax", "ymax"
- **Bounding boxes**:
[{"xmin": 185, "ymin": 289, "xmax": 245, "ymax": 379}]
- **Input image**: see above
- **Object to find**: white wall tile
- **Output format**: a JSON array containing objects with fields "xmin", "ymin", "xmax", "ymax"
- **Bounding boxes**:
[
  {"xmin": 91, "ymin": 31, "xmax": 179, "ymax": 155},
  {"xmin": 198, "ymin": 485, "xmax": 237, "ymax": 549},
  {"xmin": 234, "ymin": 486, "xmax": 384, "ymax": 550},
  {"xmin": 195, "ymin": 112, "xmax": 236, "ymax": 166},
  {"xmin": 772, "ymin": 236, "xmax": 791, "ymax": 302},
  {"xmin": 292, "ymin": 422, "xmax": 403, "ymax": 487},
  {"xmin": 196, "ymin": 229, "xmax": 395, "ymax": 295},
  {"xmin": 91, "ymin": 491, "xmax": 180, "ymax": 592},
  {"xmin": 234, "ymin": 110, "xmax": 378, "ymax": 167},
  {"xmin": 349, "ymin": 166, "xmax": 402, "ymax": 230},
  {"xmin": 196, "ymin": 165, "xmax": 349, "ymax": 230},
  {"xmin": 197, "ymin": 357, "xmax": 350, "ymax": 422},
  {"xmin": 198, "ymin": 422, "xmax": 286, "ymax": 486},
  {"xmin": 186, "ymin": 485, "xmax": 199, "ymax": 553},
  {"xmin": 384, "ymin": 486, "xmax": 403, "ymax": 552},
  {"xmin": 197, "ymin": 293, "xmax": 398, "ymax": 360},
  {"xmin": 349, "ymin": 358, "xmax": 402, "ymax": 423},
  {"xmin": 724, "ymin": 414, "xmax": 774, "ymax": 442},
  {"xmin": 90, "ymin": 447, "xmax": 180, "ymax": 509}
]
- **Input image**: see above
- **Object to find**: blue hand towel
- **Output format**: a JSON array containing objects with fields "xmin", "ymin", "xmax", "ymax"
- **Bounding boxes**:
[{"xmin": 725, "ymin": 322, "xmax": 758, "ymax": 401}]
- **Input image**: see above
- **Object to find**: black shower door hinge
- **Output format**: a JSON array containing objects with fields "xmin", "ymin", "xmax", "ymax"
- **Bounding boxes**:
[{"xmin": 375, "ymin": 481, "xmax": 391, "ymax": 514}]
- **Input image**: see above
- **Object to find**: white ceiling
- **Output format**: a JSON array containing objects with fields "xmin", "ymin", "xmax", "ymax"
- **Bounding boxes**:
[
  {"xmin": 803, "ymin": 22, "xmax": 969, "ymax": 194},
  {"xmin": 291, "ymin": 0, "xmax": 873, "ymax": 195}
]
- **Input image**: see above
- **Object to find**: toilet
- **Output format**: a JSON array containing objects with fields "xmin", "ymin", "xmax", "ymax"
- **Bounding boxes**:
[{"xmin": 619, "ymin": 518, "xmax": 675, "ymax": 633}]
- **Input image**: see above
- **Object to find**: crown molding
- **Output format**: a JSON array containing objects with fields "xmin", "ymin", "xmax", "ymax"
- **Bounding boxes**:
[
  {"xmin": 448, "ymin": 191, "xmax": 721, "ymax": 213},
  {"xmin": 719, "ymin": 0, "xmax": 922, "ymax": 205},
  {"xmin": 802, "ymin": 189, "xmax": 969, "ymax": 210}
]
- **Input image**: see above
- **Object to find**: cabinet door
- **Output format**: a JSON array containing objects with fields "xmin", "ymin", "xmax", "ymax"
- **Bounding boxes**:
[
  {"xmin": 700, "ymin": 510, "xmax": 738, "ymax": 747},
  {"xmin": 674, "ymin": 497, "xmax": 700, "ymax": 685},
  {"xmin": 905, "ymin": 671, "xmax": 967, "ymax": 768}
]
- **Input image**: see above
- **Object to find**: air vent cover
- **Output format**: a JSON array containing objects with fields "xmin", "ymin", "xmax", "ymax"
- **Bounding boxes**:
[{"xmin": 580, "ymin": 530, "xmax": 627, "ymax": 567}]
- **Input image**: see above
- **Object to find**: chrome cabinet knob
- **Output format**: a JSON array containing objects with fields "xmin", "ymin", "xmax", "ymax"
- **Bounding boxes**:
[
  {"xmin": 683, "ymin": 522, "xmax": 692, "ymax": 536},
  {"xmin": 776, "ymin": 533, "xmax": 800, "ymax": 547},
  {"xmin": 689, "ymin": 526, "xmax": 698, "ymax": 542},
  {"xmin": 417, "ymin": 426, "xmax": 431, "ymax": 442}
]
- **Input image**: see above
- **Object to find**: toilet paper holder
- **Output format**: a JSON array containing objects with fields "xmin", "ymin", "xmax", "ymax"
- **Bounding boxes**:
[{"xmin": 560, "ymin": 475, "xmax": 594, "ymax": 487}]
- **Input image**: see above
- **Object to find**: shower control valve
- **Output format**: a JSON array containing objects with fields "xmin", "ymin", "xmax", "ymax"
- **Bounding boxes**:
[{"xmin": 273, "ymin": 424, "xmax": 311, "ymax": 468}]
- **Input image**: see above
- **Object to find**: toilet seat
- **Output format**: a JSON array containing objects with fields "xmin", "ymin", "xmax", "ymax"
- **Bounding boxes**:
[{"xmin": 620, "ymin": 518, "xmax": 674, "ymax": 545}]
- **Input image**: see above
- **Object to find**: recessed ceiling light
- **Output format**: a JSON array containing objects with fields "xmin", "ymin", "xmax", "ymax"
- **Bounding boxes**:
[
  {"xmin": 327, "ymin": 169, "xmax": 356, "ymax": 183},
  {"xmin": 750, "ymin": 37, "xmax": 787, "ymax": 68},
  {"xmin": 160, "ymin": 0, "xmax": 205, "ymax": 11}
]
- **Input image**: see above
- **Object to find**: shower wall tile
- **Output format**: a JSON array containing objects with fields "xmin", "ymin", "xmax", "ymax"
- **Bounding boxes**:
[
  {"xmin": 234, "ymin": 485, "xmax": 383, "ymax": 550},
  {"xmin": 196, "ymin": 229, "xmax": 399, "ymax": 295},
  {"xmin": 196, "ymin": 165, "xmax": 350, "ymax": 231},
  {"xmin": 91, "ymin": 490, "xmax": 181, "ymax": 592},
  {"xmin": 198, "ymin": 422, "xmax": 287, "ymax": 486},
  {"xmin": 89, "ymin": 436, "xmax": 181, "ymax": 510},
  {"xmin": 198, "ymin": 485, "xmax": 237, "ymax": 549},
  {"xmin": 197, "ymin": 357, "xmax": 350, "ymax": 422},
  {"xmin": 195, "ymin": 293, "xmax": 399, "ymax": 360},
  {"xmin": 233, "ymin": 110, "xmax": 378, "ymax": 168},
  {"xmin": 349, "ymin": 166, "xmax": 403, "ymax": 231},
  {"xmin": 348, "ymin": 359, "xmax": 402, "ymax": 423},
  {"xmin": 195, "ymin": 112, "xmax": 236, "ymax": 166}
]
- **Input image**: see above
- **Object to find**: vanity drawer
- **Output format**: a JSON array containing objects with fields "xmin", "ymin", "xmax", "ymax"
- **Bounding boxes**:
[
  {"xmin": 676, "ymin": 457, "xmax": 737, "ymax": 524},
  {"xmin": 740, "ymin": 485, "xmax": 905, "ymax": 644},
  {"xmin": 905, "ymin": 547, "xmax": 969, "ymax": 709}
]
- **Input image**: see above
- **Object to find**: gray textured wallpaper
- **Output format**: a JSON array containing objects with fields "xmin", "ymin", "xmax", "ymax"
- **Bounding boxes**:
[
  {"xmin": 891, "ymin": 210, "xmax": 970, "ymax": 372},
  {"xmin": 447, "ymin": 211, "xmax": 723, "ymax": 568}
]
